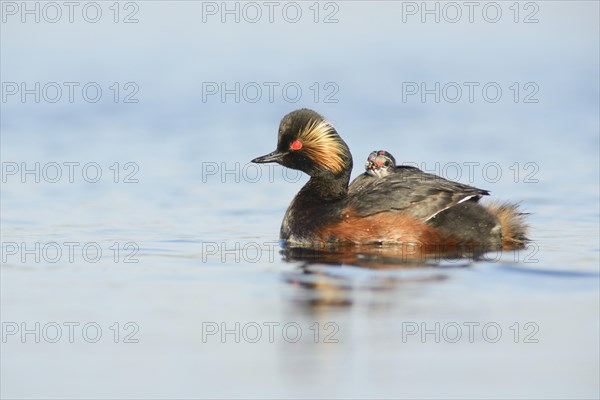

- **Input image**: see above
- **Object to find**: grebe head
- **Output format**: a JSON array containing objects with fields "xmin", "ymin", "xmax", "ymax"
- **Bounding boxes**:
[
  {"xmin": 365, "ymin": 150, "xmax": 396, "ymax": 178},
  {"xmin": 251, "ymin": 109, "xmax": 352, "ymax": 178}
]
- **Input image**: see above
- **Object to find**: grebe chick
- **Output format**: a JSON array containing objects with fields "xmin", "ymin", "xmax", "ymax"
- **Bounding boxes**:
[
  {"xmin": 366, "ymin": 150, "xmax": 396, "ymax": 178},
  {"xmin": 348, "ymin": 150, "xmax": 400, "ymax": 193}
]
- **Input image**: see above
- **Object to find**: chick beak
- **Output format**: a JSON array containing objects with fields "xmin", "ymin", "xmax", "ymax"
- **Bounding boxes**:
[{"xmin": 251, "ymin": 150, "xmax": 285, "ymax": 164}]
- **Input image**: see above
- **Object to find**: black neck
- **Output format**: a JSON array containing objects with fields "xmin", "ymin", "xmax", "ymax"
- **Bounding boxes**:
[{"xmin": 299, "ymin": 170, "xmax": 352, "ymax": 201}]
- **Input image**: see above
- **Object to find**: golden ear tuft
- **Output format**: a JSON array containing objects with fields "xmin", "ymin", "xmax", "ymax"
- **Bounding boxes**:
[{"xmin": 298, "ymin": 119, "xmax": 346, "ymax": 174}]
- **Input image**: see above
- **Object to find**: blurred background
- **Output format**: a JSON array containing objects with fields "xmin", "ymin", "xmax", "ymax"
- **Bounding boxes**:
[{"xmin": 1, "ymin": 1, "xmax": 599, "ymax": 398}]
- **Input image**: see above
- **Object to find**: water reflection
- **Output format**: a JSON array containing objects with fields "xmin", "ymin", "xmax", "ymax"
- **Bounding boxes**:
[
  {"xmin": 279, "ymin": 243, "xmax": 482, "ymax": 308},
  {"xmin": 283, "ymin": 262, "xmax": 452, "ymax": 307},
  {"xmin": 280, "ymin": 243, "xmax": 489, "ymax": 268}
]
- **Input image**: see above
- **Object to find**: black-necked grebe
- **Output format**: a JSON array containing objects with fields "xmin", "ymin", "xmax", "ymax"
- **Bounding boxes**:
[{"xmin": 251, "ymin": 108, "xmax": 528, "ymax": 249}]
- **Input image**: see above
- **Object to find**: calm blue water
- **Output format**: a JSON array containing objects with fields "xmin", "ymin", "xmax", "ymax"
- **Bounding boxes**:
[{"xmin": 1, "ymin": 1, "xmax": 599, "ymax": 398}]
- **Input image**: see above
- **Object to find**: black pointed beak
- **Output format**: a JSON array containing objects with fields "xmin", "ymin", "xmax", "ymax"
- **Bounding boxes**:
[{"xmin": 251, "ymin": 150, "xmax": 285, "ymax": 164}]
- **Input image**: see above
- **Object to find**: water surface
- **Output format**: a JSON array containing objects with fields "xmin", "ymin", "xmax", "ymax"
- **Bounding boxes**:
[{"xmin": 1, "ymin": 1, "xmax": 599, "ymax": 398}]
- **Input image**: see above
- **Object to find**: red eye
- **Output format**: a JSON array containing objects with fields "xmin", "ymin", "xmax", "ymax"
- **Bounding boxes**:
[{"xmin": 291, "ymin": 140, "xmax": 303, "ymax": 151}]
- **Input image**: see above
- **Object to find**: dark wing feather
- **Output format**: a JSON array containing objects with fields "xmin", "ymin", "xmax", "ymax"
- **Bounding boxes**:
[
  {"xmin": 348, "ymin": 173, "xmax": 372, "ymax": 194},
  {"xmin": 348, "ymin": 165, "xmax": 421, "ymax": 194},
  {"xmin": 347, "ymin": 166, "xmax": 489, "ymax": 221}
]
